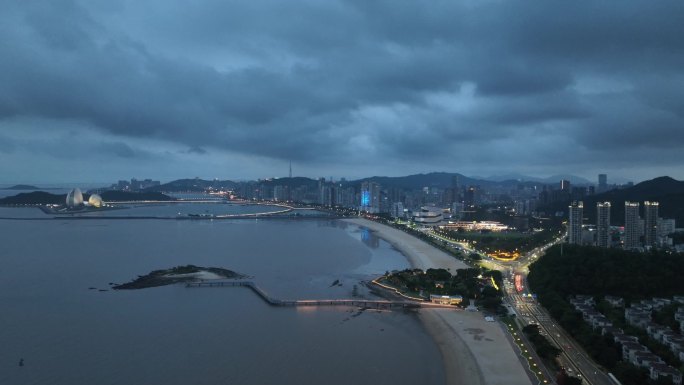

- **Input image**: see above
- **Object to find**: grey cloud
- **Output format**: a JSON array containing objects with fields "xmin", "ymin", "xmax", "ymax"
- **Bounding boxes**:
[
  {"xmin": 0, "ymin": 136, "xmax": 17, "ymax": 154},
  {"xmin": 185, "ymin": 146, "xmax": 207, "ymax": 155},
  {"xmin": 94, "ymin": 141, "xmax": 151, "ymax": 159},
  {"xmin": 0, "ymin": 0, "xmax": 683, "ymax": 180}
]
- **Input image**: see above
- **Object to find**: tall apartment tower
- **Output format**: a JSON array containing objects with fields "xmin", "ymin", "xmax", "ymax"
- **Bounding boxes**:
[
  {"xmin": 568, "ymin": 201, "xmax": 583, "ymax": 245},
  {"xmin": 644, "ymin": 201, "xmax": 659, "ymax": 247},
  {"xmin": 359, "ymin": 181, "xmax": 381, "ymax": 213},
  {"xmin": 597, "ymin": 202, "xmax": 611, "ymax": 248},
  {"xmin": 561, "ymin": 179, "xmax": 571, "ymax": 191},
  {"xmin": 624, "ymin": 201, "xmax": 640, "ymax": 249},
  {"xmin": 598, "ymin": 174, "xmax": 607, "ymax": 193}
]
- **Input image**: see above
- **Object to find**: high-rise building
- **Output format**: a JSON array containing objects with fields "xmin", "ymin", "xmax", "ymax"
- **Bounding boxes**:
[
  {"xmin": 568, "ymin": 201, "xmax": 583, "ymax": 245},
  {"xmin": 560, "ymin": 180, "xmax": 571, "ymax": 191},
  {"xmin": 320, "ymin": 185, "xmax": 334, "ymax": 207},
  {"xmin": 514, "ymin": 201, "xmax": 525, "ymax": 215},
  {"xmin": 273, "ymin": 185, "xmax": 286, "ymax": 202},
  {"xmin": 624, "ymin": 201, "xmax": 640, "ymax": 249},
  {"xmin": 644, "ymin": 201, "xmax": 659, "ymax": 247},
  {"xmin": 360, "ymin": 181, "xmax": 381, "ymax": 213},
  {"xmin": 464, "ymin": 186, "xmax": 477, "ymax": 206},
  {"xmin": 596, "ymin": 202, "xmax": 611, "ymax": 248},
  {"xmin": 451, "ymin": 201, "xmax": 464, "ymax": 221},
  {"xmin": 598, "ymin": 174, "xmax": 607, "ymax": 193},
  {"xmin": 443, "ymin": 176, "xmax": 460, "ymax": 206},
  {"xmin": 658, "ymin": 218, "xmax": 676, "ymax": 238},
  {"xmin": 391, "ymin": 202, "xmax": 405, "ymax": 219}
]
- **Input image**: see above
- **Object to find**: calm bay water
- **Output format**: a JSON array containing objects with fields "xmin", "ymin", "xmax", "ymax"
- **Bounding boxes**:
[{"xmin": 0, "ymin": 206, "xmax": 445, "ymax": 385}]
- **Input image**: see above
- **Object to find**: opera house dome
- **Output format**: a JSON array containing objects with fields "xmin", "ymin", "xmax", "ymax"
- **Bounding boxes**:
[
  {"xmin": 66, "ymin": 188, "xmax": 84, "ymax": 207},
  {"xmin": 88, "ymin": 194, "xmax": 103, "ymax": 208}
]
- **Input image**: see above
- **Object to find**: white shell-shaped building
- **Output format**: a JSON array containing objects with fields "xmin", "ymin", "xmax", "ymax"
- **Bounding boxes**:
[
  {"xmin": 88, "ymin": 194, "xmax": 103, "ymax": 208},
  {"xmin": 66, "ymin": 188, "xmax": 84, "ymax": 207}
]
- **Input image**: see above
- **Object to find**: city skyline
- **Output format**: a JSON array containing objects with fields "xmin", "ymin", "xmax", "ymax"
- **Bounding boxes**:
[
  {"xmin": 0, "ymin": 170, "xmax": 674, "ymax": 188},
  {"xmin": 1, "ymin": 2, "xmax": 684, "ymax": 183}
]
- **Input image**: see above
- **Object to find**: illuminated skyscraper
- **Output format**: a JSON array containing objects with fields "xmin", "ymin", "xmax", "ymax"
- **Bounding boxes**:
[
  {"xmin": 596, "ymin": 202, "xmax": 611, "ymax": 248},
  {"xmin": 360, "ymin": 181, "xmax": 381, "ymax": 213},
  {"xmin": 644, "ymin": 201, "xmax": 659, "ymax": 247},
  {"xmin": 624, "ymin": 201, "xmax": 640, "ymax": 249},
  {"xmin": 568, "ymin": 201, "xmax": 583, "ymax": 245}
]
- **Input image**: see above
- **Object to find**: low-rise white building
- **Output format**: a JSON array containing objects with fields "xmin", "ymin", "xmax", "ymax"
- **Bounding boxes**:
[
  {"xmin": 413, "ymin": 206, "xmax": 444, "ymax": 225},
  {"xmin": 604, "ymin": 295, "xmax": 624, "ymax": 307},
  {"xmin": 649, "ymin": 363, "xmax": 682, "ymax": 385},
  {"xmin": 429, "ymin": 294, "xmax": 462, "ymax": 305}
]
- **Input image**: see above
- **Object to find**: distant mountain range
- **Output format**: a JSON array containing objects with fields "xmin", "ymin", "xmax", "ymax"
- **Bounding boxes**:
[
  {"xmin": 478, "ymin": 174, "xmax": 593, "ymax": 185},
  {"xmin": 144, "ymin": 178, "xmax": 237, "ymax": 192},
  {"xmin": 353, "ymin": 172, "xmax": 542, "ymax": 189},
  {"xmin": 1, "ymin": 184, "xmax": 60, "ymax": 190},
  {"xmin": 140, "ymin": 172, "xmax": 638, "ymax": 192},
  {"xmin": 541, "ymin": 176, "xmax": 684, "ymax": 225},
  {"xmin": 4, "ymin": 184, "xmax": 41, "ymax": 190}
]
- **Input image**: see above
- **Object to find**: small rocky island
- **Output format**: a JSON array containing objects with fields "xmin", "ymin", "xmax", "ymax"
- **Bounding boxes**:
[{"xmin": 113, "ymin": 265, "xmax": 247, "ymax": 290}]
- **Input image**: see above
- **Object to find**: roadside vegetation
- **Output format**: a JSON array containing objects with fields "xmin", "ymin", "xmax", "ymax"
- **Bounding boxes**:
[{"xmin": 528, "ymin": 245, "xmax": 684, "ymax": 385}]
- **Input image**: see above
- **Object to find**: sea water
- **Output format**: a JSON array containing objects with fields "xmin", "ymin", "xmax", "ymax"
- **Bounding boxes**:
[{"xmin": 0, "ymin": 206, "xmax": 445, "ymax": 385}]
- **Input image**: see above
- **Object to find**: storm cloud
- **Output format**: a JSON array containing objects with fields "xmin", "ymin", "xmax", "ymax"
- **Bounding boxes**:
[{"xmin": 1, "ymin": 0, "xmax": 683, "ymax": 183}]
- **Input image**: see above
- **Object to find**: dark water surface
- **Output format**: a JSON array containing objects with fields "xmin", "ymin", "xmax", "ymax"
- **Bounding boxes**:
[{"xmin": 0, "ymin": 206, "xmax": 445, "ymax": 385}]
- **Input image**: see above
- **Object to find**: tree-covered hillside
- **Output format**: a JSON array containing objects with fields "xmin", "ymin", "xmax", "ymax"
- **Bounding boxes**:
[{"xmin": 528, "ymin": 244, "xmax": 684, "ymax": 301}]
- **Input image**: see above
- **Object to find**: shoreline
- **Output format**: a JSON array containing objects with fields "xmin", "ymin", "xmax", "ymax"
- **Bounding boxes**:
[
  {"xmin": 344, "ymin": 218, "xmax": 531, "ymax": 385},
  {"xmin": 342, "ymin": 218, "xmax": 468, "ymax": 272}
]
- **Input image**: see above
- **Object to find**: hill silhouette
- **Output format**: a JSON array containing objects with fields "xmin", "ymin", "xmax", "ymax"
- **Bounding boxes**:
[
  {"xmin": 541, "ymin": 176, "xmax": 684, "ymax": 225},
  {"xmin": 145, "ymin": 178, "xmax": 237, "ymax": 192}
]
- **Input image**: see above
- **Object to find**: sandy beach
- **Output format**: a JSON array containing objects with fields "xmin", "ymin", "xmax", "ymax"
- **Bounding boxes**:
[
  {"xmin": 343, "ymin": 218, "xmax": 468, "ymax": 271},
  {"xmin": 344, "ymin": 218, "xmax": 532, "ymax": 385}
]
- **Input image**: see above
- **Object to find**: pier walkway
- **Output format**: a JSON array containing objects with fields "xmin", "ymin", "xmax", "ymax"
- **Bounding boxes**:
[{"xmin": 186, "ymin": 280, "xmax": 457, "ymax": 309}]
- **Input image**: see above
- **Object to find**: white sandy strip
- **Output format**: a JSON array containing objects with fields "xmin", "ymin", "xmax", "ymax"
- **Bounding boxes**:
[
  {"xmin": 342, "ymin": 218, "xmax": 468, "ymax": 271},
  {"xmin": 344, "ymin": 218, "xmax": 532, "ymax": 385},
  {"xmin": 422, "ymin": 310, "xmax": 532, "ymax": 385}
]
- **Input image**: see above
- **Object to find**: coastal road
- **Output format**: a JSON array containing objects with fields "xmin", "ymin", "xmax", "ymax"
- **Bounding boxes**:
[
  {"xmin": 508, "ymin": 234, "xmax": 615, "ymax": 385},
  {"xmin": 424, "ymin": 227, "xmax": 615, "ymax": 385},
  {"xmin": 511, "ymin": 289, "xmax": 614, "ymax": 385},
  {"xmin": 500, "ymin": 234, "xmax": 616, "ymax": 385}
]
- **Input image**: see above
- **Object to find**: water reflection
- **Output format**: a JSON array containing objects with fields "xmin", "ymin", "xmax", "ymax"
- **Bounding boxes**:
[{"xmin": 361, "ymin": 227, "xmax": 380, "ymax": 249}]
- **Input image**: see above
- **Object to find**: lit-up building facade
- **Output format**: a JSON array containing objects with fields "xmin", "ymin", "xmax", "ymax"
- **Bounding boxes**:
[
  {"xmin": 568, "ymin": 201, "xmax": 583, "ymax": 245},
  {"xmin": 88, "ymin": 194, "xmax": 104, "ymax": 208},
  {"xmin": 359, "ymin": 181, "xmax": 381, "ymax": 213},
  {"xmin": 66, "ymin": 188, "xmax": 84, "ymax": 208},
  {"xmin": 412, "ymin": 206, "xmax": 443, "ymax": 225}
]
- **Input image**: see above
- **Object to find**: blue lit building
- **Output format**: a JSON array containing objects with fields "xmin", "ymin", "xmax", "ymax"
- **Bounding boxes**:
[{"xmin": 359, "ymin": 181, "xmax": 381, "ymax": 213}]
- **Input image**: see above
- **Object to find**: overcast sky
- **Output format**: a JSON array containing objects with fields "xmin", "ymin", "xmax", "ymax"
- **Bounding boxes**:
[{"xmin": 1, "ymin": 1, "xmax": 683, "ymax": 184}]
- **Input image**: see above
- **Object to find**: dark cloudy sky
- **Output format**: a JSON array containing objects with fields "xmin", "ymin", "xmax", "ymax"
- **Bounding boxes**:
[{"xmin": 1, "ymin": 1, "xmax": 683, "ymax": 184}]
